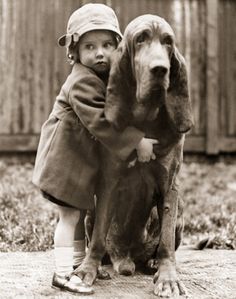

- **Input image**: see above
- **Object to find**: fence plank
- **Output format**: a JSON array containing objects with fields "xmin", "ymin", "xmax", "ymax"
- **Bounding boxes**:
[
  {"xmin": 206, "ymin": 0, "xmax": 219, "ymax": 154},
  {"xmin": 225, "ymin": 0, "xmax": 236, "ymax": 136},
  {"xmin": 0, "ymin": 135, "xmax": 39, "ymax": 152},
  {"xmin": 184, "ymin": 136, "xmax": 205, "ymax": 152}
]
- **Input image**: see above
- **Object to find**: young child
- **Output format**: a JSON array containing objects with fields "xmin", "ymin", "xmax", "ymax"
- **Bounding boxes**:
[{"xmin": 32, "ymin": 3, "xmax": 157, "ymax": 295}]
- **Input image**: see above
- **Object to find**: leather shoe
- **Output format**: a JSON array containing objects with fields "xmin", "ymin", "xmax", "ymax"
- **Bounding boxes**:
[{"xmin": 51, "ymin": 272, "xmax": 94, "ymax": 294}]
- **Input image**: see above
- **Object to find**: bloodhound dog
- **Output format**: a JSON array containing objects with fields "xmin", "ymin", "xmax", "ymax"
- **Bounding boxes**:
[{"xmin": 76, "ymin": 15, "xmax": 193, "ymax": 298}]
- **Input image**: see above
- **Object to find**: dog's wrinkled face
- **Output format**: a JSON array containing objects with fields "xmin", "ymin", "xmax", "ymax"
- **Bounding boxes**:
[
  {"xmin": 105, "ymin": 15, "xmax": 193, "ymax": 132},
  {"xmin": 133, "ymin": 23, "xmax": 174, "ymax": 101},
  {"xmin": 124, "ymin": 16, "xmax": 175, "ymax": 121}
]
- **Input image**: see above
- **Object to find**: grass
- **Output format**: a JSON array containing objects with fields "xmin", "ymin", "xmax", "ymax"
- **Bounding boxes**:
[
  {"xmin": 0, "ymin": 159, "xmax": 235, "ymax": 252},
  {"xmin": 180, "ymin": 161, "xmax": 236, "ymax": 249},
  {"xmin": 0, "ymin": 161, "xmax": 57, "ymax": 251}
]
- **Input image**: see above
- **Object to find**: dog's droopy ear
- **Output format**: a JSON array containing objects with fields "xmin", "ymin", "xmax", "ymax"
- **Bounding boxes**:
[
  {"xmin": 166, "ymin": 47, "xmax": 194, "ymax": 133},
  {"xmin": 105, "ymin": 41, "xmax": 133, "ymax": 131}
]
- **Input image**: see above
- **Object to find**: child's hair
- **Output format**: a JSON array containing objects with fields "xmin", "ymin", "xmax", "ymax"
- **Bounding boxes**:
[
  {"xmin": 66, "ymin": 40, "xmax": 79, "ymax": 65},
  {"xmin": 58, "ymin": 3, "xmax": 123, "ymax": 65}
]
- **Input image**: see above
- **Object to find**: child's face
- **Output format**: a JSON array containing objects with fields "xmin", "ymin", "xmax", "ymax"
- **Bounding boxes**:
[{"xmin": 78, "ymin": 30, "xmax": 117, "ymax": 75}]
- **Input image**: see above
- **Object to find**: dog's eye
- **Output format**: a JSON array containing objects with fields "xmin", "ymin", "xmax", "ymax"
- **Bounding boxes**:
[
  {"xmin": 162, "ymin": 35, "xmax": 173, "ymax": 46},
  {"xmin": 136, "ymin": 32, "xmax": 149, "ymax": 45}
]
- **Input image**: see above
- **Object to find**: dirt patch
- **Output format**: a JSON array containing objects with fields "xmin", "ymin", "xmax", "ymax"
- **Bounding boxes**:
[{"xmin": 1, "ymin": 247, "xmax": 235, "ymax": 298}]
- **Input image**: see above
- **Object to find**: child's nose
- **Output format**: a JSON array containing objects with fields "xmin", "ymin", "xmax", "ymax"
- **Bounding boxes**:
[{"xmin": 96, "ymin": 47, "xmax": 104, "ymax": 58}]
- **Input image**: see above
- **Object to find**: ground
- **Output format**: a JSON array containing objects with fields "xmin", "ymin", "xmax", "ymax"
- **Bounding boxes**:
[{"xmin": 0, "ymin": 247, "xmax": 235, "ymax": 298}]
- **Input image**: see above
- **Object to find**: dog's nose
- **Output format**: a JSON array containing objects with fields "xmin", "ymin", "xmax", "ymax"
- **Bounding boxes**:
[{"xmin": 150, "ymin": 66, "xmax": 168, "ymax": 77}]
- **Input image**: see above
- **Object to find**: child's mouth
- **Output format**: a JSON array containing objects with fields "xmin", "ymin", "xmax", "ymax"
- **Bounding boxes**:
[{"xmin": 96, "ymin": 62, "xmax": 106, "ymax": 65}]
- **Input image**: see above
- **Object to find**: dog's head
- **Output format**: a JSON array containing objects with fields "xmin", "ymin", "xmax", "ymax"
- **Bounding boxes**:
[{"xmin": 105, "ymin": 14, "xmax": 194, "ymax": 133}]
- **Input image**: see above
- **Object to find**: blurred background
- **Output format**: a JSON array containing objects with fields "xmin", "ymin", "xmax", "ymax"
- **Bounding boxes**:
[{"xmin": 0, "ymin": 0, "xmax": 235, "ymax": 252}]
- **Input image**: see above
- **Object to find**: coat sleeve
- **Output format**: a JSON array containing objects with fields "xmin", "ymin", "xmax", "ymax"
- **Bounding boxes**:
[{"xmin": 68, "ymin": 74, "xmax": 144, "ymax": 161}]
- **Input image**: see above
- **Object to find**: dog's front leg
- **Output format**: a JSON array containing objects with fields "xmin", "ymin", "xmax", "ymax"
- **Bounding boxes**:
[
  {"xmin": 74, "ymin": 177, "xmax": 118, "ymax": 286},
  {"xmin": 154, "ymin": 189, "xmax": 187, "ymax": 298}
]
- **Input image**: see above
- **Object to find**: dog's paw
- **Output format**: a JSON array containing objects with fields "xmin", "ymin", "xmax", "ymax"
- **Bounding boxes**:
[
  {"xmin": 143, "ymin": 258, "xmax": 159, "ymax": 275},
  {"xmin": 97, "ymin": 266, "xmax": 111, "ymax": 280},
  {"xmin": 153, "ymin": 261, "xmax": 188, "ymax": 298},
  {"xmin": 73, "ymin": 259, "xmax": 99, "ymax": 286},
  {"xmin": 153, "ymin": 278, "xmax": 188, "ymax": 298}
]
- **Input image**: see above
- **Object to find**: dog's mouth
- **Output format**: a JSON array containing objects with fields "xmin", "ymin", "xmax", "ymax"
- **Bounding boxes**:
[
  {"xmin": 136, "ymin": 78, "xmax": 168, "ymax": 101},
  {"xmin": 133, "ymin": 87, "xmax": 166, "ymax": 122},
  {"xmin": 132, "ymin": 102, "xmax": 161, "ymax": 122}
]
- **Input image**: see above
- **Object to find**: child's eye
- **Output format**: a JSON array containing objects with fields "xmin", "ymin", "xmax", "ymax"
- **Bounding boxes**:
[
  {"xmin": 85, "ymin": 44, "xmax": 94, "ymax": 50},
  {"xmin": 104, "ymin": 42, "xmax": 115, "ymax": 48}
]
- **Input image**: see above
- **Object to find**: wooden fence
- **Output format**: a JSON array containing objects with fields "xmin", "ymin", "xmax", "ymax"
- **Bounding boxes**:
[{"xmin": 0, "ymin": 0, "xmax": 235, "ymax": 154}]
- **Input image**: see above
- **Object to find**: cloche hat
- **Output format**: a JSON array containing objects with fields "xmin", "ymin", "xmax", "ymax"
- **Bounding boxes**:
[{"xmin": 58, "ymin": 3, "xmax": 122, "ymax": 47}]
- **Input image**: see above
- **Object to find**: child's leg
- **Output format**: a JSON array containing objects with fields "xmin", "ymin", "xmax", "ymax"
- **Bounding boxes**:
[
  {"xmin": 52, "ymin": 206, "xmax": 94, "ymax": 294},
  {"xmin": 54, "ymin": 206, "xmax": 81, "ymax": 276},
  {"xmin": 73, "ymin": 210, "xmax": 86, "ymax": 268}
]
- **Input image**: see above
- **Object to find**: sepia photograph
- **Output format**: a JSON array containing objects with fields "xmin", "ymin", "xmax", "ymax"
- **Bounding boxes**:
[{"xmin": 0, "ymin": 0, "xmax": 235, "ymax": 298}]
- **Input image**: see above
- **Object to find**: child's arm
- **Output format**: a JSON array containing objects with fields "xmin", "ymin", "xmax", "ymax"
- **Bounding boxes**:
[{"xmin": 69, "ymin": 74, "xmax": 157, "ymax": 162}]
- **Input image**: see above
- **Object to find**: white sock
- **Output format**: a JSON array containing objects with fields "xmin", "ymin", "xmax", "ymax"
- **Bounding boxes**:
[
  {"xmin": 54, "ymin": 247, "xmax": 74, "ymax": 276},
  {"xmin": 73, "ymin": 240, "xmax": 86, "ymax": 268}
]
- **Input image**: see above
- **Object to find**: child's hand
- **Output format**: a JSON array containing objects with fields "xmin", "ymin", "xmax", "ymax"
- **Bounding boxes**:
[{"xmin": 136, "ymin": 137, "xmax": 159, "ymax": 162}]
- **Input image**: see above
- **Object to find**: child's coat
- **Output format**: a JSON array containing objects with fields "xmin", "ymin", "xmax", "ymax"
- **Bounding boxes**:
[{"xmin": 33, "ymin": 63, "xmax": 144, "ymax": 209}]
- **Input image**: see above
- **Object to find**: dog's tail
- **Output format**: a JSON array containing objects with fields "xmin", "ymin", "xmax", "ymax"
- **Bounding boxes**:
[
  {"xmin": 193, "ymin": 238, "xmax": 211, "ymax": 250},
  {"xmin": 190, "ymin": 236, "xmax": 228, "ymax": 250}
]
